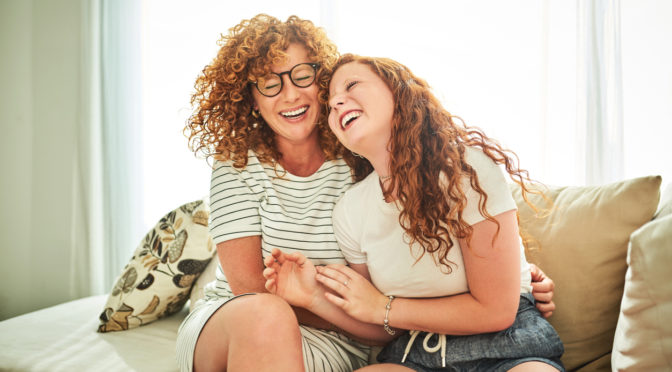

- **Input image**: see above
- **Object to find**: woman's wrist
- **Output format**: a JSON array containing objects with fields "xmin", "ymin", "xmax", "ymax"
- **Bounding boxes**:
[
  {"xmin": 371, "ymin": 293, "xmax": 391, "ymax": 325},
  {"xmin": 307, "ymin": 285, "xmax": 334, "ymax": 314},
  {"xmin": 383, "ymin": 295, "xmax": 396, "ymax": 335}
]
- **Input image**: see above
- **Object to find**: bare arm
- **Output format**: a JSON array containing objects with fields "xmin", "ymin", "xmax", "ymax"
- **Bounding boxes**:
[
  {"xmin": 216, "ymin": 237, "xmax": 335, "ymax": 331},
  {"xmin": 317, "ymin": 210, "xmax": 522, "ymax": 335},
  {"xmin": 263, "ymin": 249, "xmax": 397, "ymax": 344}
]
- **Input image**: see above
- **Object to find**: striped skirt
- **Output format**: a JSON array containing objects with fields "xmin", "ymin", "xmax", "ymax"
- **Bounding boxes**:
[{"xmin": 176, "ymin": 294, "xmax": 371, "ymax": 372}]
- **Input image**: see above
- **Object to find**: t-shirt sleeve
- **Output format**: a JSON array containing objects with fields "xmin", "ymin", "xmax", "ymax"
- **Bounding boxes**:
[
  {"xmin": 208, "ymin": 160, "xmax": 262, "ymax": 245},
  {"xmin": 461, "ymin": 148, "xmax": 518, "ymax": 226},
  {"xmin": 332, "ymin": 195, "xmax": 367, "ymax": 264}
]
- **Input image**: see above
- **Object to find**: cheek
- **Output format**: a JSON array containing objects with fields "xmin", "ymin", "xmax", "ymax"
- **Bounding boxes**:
[{"xmin": 327, "ymin": 112, "xmax": 339, "ymax": 133}]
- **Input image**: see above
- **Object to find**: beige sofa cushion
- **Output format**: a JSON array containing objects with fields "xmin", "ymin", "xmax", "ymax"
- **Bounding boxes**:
[
  {"xmin": 511, "ymin": 175, "xmax": 661, "ymax": 371},
  {"xmin": 611, "ymin": 185, "xmax": 672, "ymax": 371}
]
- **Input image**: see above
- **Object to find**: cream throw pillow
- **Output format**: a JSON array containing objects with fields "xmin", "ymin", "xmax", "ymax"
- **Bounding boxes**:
[
  {"xmin": 510, "ymin": 175, "xmax": 661, "ymax": 371},
  {"xmin": 611, "ymin": 187, "xmax": 672, "ymax": 371},
  {"xmin": 98, "ymin": 199, "xmax": 215, "ymax": 332}
]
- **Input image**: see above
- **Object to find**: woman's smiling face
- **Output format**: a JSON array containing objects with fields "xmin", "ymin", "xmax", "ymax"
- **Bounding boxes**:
[
  {"xmin": 251, "ymin": 43, "xmax": 321, "ymax": 148},
  {"xmin": 327, "ymin": 62, "xmax": 395, "ymax": 158}
]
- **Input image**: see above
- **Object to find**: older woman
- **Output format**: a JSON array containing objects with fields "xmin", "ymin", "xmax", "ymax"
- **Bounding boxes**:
[{"xmin": 176, "ymin": 14, "xmax": 556, "ymax": 372}]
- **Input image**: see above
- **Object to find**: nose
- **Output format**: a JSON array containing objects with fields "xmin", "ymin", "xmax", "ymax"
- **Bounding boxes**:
[
  {"xmin": 280, "ymin": 75, "xmax": 300, "ymax": 102},
  {"xmin": 328, "ymin": 93, "xmax": 344, "ymax": 111}
]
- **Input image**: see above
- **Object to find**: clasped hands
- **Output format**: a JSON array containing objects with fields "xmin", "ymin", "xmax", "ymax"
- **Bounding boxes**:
[
  {"xmin": 263, "ymin": 248, "xmax": 387, "ymax": 324},
  {"xmin": 263, "ymin": 248, "xmax": 557, "ymax": 322}
]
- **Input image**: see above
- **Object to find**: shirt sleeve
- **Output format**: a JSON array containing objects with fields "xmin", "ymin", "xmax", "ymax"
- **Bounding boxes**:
[
  {"xmin": 332, "ymin": 194, "xmax": 368, "ymax": 264},
  {"xmin": 208, "ymin": 160, "xmax": 262, "ymax": 245},
  {"xmin": 461, "ymin": 148, "xmax": 518, "ymax": 226}
]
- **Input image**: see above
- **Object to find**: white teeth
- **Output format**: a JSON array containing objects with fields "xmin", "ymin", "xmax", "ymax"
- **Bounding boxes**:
[
  {"xmin": 281, "ymin": 106, "xmax": 308, "ymax": 117},
  {"xmin": 341, "ymin": 111, "xmax": 361, "ymax": 128}
]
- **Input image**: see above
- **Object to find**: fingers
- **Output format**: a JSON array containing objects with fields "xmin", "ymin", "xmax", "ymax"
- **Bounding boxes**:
[
  {"xmin": 324, "ymin": 264, "xmax": 357, "ymax": 277},
  {"xmin": 288, "ymin": 252, "xmax": 307, "ymax": 266},
  {"xmin": 531, "ymin": 278, "xmax": 555, "ymax": 293},
  {"xmin": 263, "ymin": 267, "xmax": 277, "ymax": 293},
  {"xmin": 262, "ymin": 267, "xmax": 275, "ymax": 280},
  {"xmin": 324, "ymin": 291, "xmax": 347, "ymax": 309},
  {"xmin": 264, "ymin": 277, "xmax": 276, "ymax": 292},
  {"xmin": 532, "ymin": 288, "xmax": 553, "ymax": 304},
  {"xmin": 316, "ymin": 265, "xmax": 351, "ymax": 289},
  {"xmin": 263, "ymin": 254, "xmax": 275, "ymax": 269},
  {"xmin": 271, "ymin": 248, "xmax": 286, "ymax": 265},
  {"xmin": 535, "ymin": 301, "xmax": 556, "ymax": 318}
]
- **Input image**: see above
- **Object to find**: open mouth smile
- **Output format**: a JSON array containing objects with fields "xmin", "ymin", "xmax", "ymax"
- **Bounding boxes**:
[
  {"xmin": 339, "ymin": 110, "xmax": 361, "ymax": 129},
  {"xmin": 280, "ymin": 105, "xmax": 309, "ymax": 119}
]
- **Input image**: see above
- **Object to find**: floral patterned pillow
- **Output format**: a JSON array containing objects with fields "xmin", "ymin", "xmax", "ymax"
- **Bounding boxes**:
[{"xmin": 98, "ymin": 199, "xmax": 215, "ymax": 332}]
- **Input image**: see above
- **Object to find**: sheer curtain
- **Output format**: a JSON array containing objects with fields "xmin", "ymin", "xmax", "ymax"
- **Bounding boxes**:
[
  {"xmin": 578, "ymin": 0, "xmax": 624, "ymax": 185},
  {"xmin": 74, "ymin": 0, "xmax": 145, "ymax": 294},
  {"xmin": 99, "ymin": 0, "xmax": 145, "ymax": 291}
]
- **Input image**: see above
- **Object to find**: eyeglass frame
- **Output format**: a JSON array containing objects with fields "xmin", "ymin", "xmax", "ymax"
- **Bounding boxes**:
[{"xmin": 252, "ymin": 63, "xmax": 320, "ymax": 97}]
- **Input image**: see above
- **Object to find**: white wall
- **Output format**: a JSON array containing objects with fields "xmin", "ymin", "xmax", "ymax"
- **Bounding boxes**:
[{"xmin": 0, "ymin": 0, "xmax": 86, "ymax": 320}]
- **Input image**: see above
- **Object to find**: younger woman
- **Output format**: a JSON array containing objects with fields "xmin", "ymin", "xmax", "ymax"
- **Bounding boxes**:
[{"xmin": 264, "ymin": 54, "xmax": 564, "ymax": 371}]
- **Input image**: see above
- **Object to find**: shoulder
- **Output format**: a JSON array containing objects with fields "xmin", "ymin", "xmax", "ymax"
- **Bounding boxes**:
[
  {"xmin": 334, "ymin": 172, "xmax": 376, "ymax": 218},
  {"xmin": 464, "ymin": 146, "xmax": 499, "ymax": 172},
  {"xmin": 213, "ymin": 150, "xmax": 263, "ymax": 171},
  {"xmin": 211, "ymin": 151, "xmax": 269, "ymax": 189},
  {"xmin": 340, "ymin": 171, "xmax": 377, "ymax": 202}
]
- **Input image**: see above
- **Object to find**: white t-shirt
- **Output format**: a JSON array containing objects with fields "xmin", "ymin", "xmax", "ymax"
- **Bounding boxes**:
[
  {"xmin": 203, "ymin": 151, "xmax": 353, "ymax": 301},
  {"xmin": 332, "ymin": 147, "xmax": 532, "ymax": 298}
]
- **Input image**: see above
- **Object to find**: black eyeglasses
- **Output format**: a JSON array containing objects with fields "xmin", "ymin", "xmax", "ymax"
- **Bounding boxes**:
[{"xmin": 253, "ymin": 63, "xmax": 319, "ymax": 97}]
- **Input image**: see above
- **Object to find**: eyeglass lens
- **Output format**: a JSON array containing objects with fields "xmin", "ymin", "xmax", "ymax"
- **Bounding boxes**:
[{"xmin": 257, "ymin": 63, "xmax": 317, "ymax": 97}]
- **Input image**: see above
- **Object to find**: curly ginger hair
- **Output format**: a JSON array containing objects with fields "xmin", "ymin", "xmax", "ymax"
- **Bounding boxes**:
[
  {"xmin": 334, "ymin": 54, "xmax": 542, "ymax": 271},
  {"xmin": 185, "ymin": 14, "xmax": 344, "ymax": 167}
]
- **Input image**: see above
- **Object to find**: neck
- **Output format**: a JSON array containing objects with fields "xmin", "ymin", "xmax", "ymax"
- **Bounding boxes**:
[
  {"xmin": 367, "ymin": 151, "xmax": 391, "ymax": 181},
  {"xmin": 368, "ymin": 152, "xmax": 397, "ymax": 202},
  {"xmin": 276, "ymin": 137, "xmax": 325, "ymax": 177}
]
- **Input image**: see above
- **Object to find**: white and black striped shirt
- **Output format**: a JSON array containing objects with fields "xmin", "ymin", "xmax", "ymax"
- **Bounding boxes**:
[{"xmin": 204, "ymin": 151, "xmax": 354, "ymax": 301}]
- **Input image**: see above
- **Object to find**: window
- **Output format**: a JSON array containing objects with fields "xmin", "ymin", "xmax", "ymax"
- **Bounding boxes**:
[{"xmin": 139, "ymin": 0, "xmax": 671, "ymax": 231}]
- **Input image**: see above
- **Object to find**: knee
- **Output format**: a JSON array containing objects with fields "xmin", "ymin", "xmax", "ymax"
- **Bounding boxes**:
[{"xmin": 228, "ymin": 293, "xmax": 299, "ymax": 334}]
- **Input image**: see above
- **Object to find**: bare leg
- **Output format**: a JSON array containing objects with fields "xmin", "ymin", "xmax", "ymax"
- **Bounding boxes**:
[
  {"xmin": 356, "ymin": 364, "xmax": 414, "ymax": 372},
  {"xmin": 193, "ymin": 293, "xmax": 305, "ymax": 372},
  {"xmin": 508, "ymin": 361, "xmax": 560, "ymax": 371}
]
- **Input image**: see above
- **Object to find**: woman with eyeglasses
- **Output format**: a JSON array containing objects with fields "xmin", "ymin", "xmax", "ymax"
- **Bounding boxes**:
[{"xmin": 176, "ymin": 14, "xmax": 556, "ymax": 372}]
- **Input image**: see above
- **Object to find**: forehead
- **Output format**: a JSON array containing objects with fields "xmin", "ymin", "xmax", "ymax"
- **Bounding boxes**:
[
  {"xmin": 271, "ymin": 43, "xmax": 311, "ymax": 72},
  {"xmin": 330, "ymin": 62, "xmax": 376, "ymax": 91}
]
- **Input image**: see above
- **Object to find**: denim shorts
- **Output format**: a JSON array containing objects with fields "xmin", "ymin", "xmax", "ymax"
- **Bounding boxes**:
[{"xmin": 376, "ymin": 293, "xmax": 565, "ymax": 372}]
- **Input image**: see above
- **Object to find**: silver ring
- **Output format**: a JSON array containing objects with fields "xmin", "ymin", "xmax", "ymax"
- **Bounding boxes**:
[{"xmin": 343, "ymin": 280, "xmax": 349, "ymax": 287}]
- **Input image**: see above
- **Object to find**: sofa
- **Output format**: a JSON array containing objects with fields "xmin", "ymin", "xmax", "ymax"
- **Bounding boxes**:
[{"xmin": 0, "ymin": 175, "xmax": 669, "ymax": 371}]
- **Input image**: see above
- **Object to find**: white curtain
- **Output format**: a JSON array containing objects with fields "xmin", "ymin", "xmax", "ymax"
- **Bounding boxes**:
[
  {"xmin": 72, "ymin": 0, "xmax": 145, "ymax": 295},
  {"xmin": 578, "ymin": 0, "xmax": 624, "ymax": 185},
  {"xmin": 71, "ymin": 0, "xmax": 104, "ymax": 297},
  {"xmin": 99, "ymin": 0, "xmax": 145, "ymax": 290},
  {"xmin": 0, "ymin": 0, "xmax": 144, "ymax": 319}
]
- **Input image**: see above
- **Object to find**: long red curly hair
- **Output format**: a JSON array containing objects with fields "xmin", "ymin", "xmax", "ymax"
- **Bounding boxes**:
[
  {"xmin": 185, "ymin": 14, "xmax": 345, "ymax": 167},
  {"xmin": 333, "ymin": 54, "xmax": 542, "ymax": 271}
]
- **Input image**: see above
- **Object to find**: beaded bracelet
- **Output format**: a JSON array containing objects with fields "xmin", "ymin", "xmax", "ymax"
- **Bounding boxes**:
[{"xmin": 383, "ymin": 295, "xmax": 396, "ymax": 335}]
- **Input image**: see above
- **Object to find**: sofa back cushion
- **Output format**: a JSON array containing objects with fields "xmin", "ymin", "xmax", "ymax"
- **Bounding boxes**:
[
  {"xmin": 611, "ymin": 183, "xmax": 672, "ymax": 371},
  {"xmin": 510, "ymin": 175, "xmax": 661, "ymax": 371}
]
